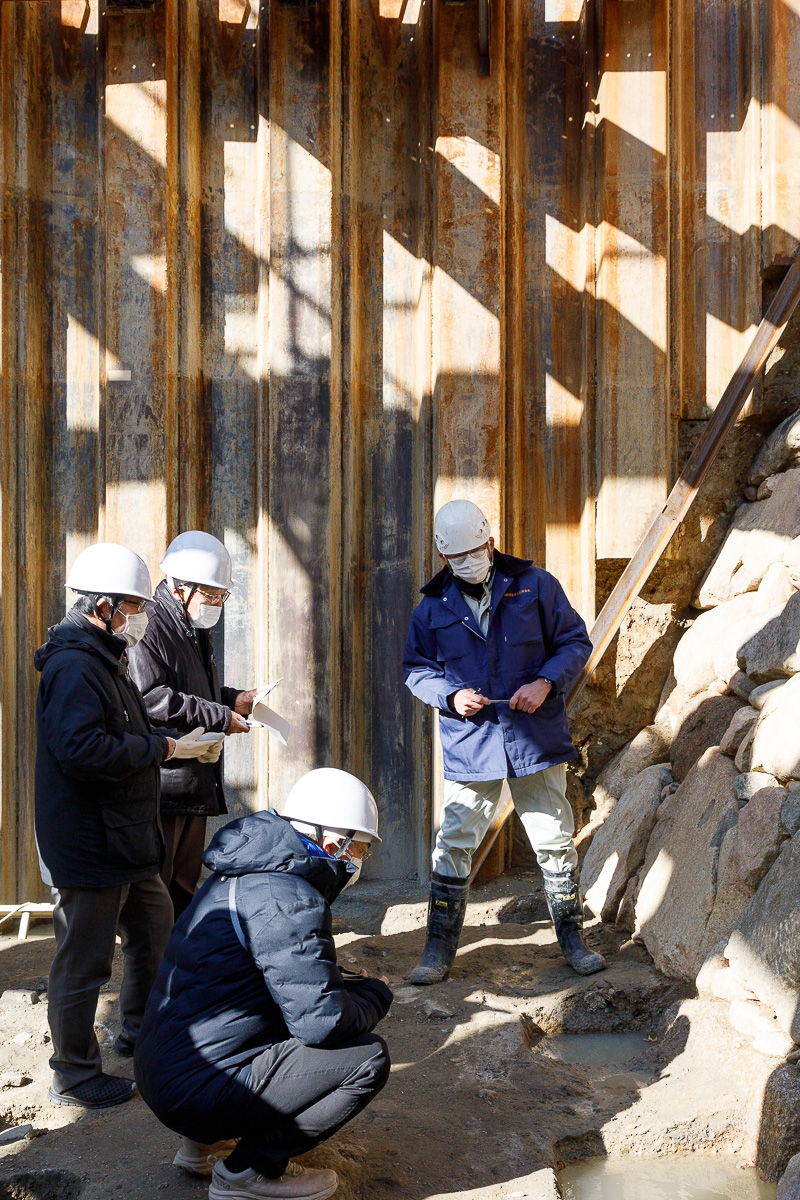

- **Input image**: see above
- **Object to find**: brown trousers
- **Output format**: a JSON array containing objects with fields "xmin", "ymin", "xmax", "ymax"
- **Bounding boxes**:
[{"xmin": 160, "ymin": 813, "xmax": 208, "ymax": 919}]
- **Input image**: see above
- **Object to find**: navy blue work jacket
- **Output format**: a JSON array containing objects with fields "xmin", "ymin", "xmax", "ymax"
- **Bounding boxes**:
[{"xmin": 403, "ymin": 551, "xmax": 592, "ymax": 781}]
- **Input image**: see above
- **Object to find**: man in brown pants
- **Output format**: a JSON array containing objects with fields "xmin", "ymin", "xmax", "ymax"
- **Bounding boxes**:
[{"xmin": 128, "ymin": 531, "xmax": 258, "ymax": 926}]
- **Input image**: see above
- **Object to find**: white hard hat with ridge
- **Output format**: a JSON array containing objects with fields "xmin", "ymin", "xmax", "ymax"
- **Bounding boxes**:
[
  {"xmin": 434, "ymin": 499, "xmax": 491, "ymax": 556},
  {"xmin": 282, "ymin": 768, "xmax": 382, "ymax": 844},
  {"xmin": 66, "ymin": 543, "xmax": 153, "ymax": 601},
  {"xmin": 160, "ymin": 531, "xmax": 235, "ymax": 590}
]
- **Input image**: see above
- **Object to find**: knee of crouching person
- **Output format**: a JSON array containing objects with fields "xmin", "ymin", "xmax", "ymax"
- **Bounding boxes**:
[{"xmin": 366, "ymin": 1034, "xmax": 392, "ymax": 1089}]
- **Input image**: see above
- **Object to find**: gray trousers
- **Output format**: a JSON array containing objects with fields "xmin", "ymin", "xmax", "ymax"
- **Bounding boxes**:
[
  {"xmin": 48, "ymin": 875, "xmax": 173, "ymax": 1092},
  {"xmin": 432, "ymin": 762, "xmax": 578, "ymax": 879}
]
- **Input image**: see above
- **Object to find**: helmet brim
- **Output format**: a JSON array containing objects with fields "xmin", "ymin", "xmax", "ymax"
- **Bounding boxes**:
[{"xmin": 66, "ymin": 584, "xmax": 154, "ymax": 601}]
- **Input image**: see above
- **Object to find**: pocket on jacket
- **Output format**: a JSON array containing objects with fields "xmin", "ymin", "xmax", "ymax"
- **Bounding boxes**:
[
  {"xmin": 100, "ymin": 796, "xmax": 161, "ymax": 871},
  {"xmin": 502, "ymin": 598, "xmax": 545, "ymax": 649},
  {"xmin": 432, "ymin": 619, "xmax": 472, "ymax": 662}
]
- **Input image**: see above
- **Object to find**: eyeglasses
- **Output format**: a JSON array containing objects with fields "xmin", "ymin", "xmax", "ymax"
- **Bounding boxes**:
[
  {"xmin": 121, "ymin": 598, "xmax": 148, "ymax": 614},
  {"xmin": 446, "ymin": 543, "xmax": 490, "ymax": 568},
  {"xmin": 177, "ymin": 584, "xmax": 231, "ymax": 605},
  {"xmin": 196, "ymin": 587, "xmax": 230, "ymax": 606}
]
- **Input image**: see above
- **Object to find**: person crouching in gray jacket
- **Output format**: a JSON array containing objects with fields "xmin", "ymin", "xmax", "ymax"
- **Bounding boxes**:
[{"xmin": 127, "ymin": 531, "xmax": 259, "ymax": 919}]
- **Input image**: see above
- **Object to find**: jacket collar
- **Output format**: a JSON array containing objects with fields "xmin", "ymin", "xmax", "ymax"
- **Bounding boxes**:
[
  {"xmin": 153, "ymin": 578, "xmax": 204, "ymax": 644},
  {"xmin": 34, "ymin": 611, "xmax": 130, "ymax": 677},
  {"xmin": 420, "ymin": 549, "xmax": 531, "ymax": 597}
]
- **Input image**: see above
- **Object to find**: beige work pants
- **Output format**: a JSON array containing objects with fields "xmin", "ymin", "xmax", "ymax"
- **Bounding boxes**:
[{"xmin": 432, "ymin": 762, "xmax": 578, "ymax": 880}]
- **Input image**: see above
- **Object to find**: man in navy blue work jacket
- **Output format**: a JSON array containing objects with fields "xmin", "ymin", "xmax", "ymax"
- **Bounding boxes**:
[{"xmin": 403, "ymin": 499, "xmax": 605, "ymax": 984}]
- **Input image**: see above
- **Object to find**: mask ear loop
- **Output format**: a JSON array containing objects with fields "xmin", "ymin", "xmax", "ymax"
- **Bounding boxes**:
[
  {"xmin": 175, "ymin": 580, "xmax": 199, "ymax": 625},
  {"xmin": 333, "ymin": 831, "xmax": 357, "ymax": 859},
  {"xmin": 94, "ymin": 594, "xmax": 124, "ymax": 634}
]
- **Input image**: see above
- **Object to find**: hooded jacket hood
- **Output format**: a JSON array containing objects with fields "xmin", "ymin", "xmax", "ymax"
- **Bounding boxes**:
[
  {"xmin": 34, "ymin": 611, "xmax": 127, "ymax": 675},
  {"xmin": 203, "ymin": 809, "xmax": 352, "ymax": 905}
]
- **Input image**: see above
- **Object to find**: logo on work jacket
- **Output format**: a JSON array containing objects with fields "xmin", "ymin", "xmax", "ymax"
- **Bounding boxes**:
[{"xmin": 505, "ymin": 589, "xmax": 532, "ymax": 599}]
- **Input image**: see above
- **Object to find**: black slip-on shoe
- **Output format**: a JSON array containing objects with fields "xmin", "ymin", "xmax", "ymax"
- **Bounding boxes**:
[{"xmin": 48, "ymin": 1073, "xmax": 136, "ymax": 1109}]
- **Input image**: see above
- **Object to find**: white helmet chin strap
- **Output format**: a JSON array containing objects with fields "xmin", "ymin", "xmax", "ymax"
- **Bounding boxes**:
[{"xmin": 293, "ymin": 819, "xmax": 357, "ymax": 858}]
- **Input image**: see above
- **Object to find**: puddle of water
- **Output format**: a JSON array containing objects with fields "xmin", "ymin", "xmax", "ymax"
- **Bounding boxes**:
[
  {"xmin": 560, "ymin": 1155, "xmax": 776, "ymax": 1200},
  {"xmin": 542, "ymin": 1032, "xmax": 650, "ymax": 1065}
]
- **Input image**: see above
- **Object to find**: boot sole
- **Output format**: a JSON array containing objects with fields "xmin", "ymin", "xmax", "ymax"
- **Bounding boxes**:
[
  {"xmin": 407, "ymin": 970, "xmax": 449, "ymax": 986},
  {"xmin": 569, "ymin": 955, "xmax": 607, "ymax": 976},
  {"xmin": 208, "ymin": 1180, "xmax": 338, "ymax": 1200},
  {"xmin": 47, "ymin": 1083, "xmax": 135, "ymax": 1110}
]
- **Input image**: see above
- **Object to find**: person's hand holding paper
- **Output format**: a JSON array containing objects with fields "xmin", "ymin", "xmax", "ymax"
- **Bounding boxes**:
[{"xmin": 247, "ymin": 680, "xmax": 290, "ymax": 747}]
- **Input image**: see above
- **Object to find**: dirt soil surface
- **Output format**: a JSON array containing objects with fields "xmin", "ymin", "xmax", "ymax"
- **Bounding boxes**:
[{"xmin": 0, "ymin": 870, "xmax": 782, "ymax": 1199}]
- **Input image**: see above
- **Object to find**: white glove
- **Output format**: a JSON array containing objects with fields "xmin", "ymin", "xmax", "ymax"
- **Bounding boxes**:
[
  {"xmin": 197, "ymin": 736, "xmax": 224, "ymax": 764},
  {"xmin": 169, "ymin": 728, "xmax": 209, "ymax": 760}
]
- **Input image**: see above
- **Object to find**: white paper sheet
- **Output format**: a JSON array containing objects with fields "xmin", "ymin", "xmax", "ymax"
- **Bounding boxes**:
[{"xmin": 247, "ymin": 680, "xmax": 290, "ymax": 747}]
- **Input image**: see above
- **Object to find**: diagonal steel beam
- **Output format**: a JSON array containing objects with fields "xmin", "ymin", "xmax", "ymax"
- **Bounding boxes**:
[{"xmin": 469, "ymin": 249, "xmax": 800, "ymax": 883}]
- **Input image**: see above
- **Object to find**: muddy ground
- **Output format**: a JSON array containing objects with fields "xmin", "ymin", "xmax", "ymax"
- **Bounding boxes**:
[{"xmin": 0, "ymin": 869, "xmax": 783, "ymax": 1199}]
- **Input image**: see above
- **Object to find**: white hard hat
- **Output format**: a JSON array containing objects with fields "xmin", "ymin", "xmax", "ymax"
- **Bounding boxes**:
[
  {"xmin": 66, "ymin": 543, "xmax": 153, "ymax": 601},
  {"xmin": 282, "ymin": 768, "xmax": 382, "ymax": 844},
  {"xmin": 160, "ymin": 531, "xmax": 235, "ymax": 590},
  {"xmin": 434, "ymin": 499, "xmax": 491, "ymax": 556}
]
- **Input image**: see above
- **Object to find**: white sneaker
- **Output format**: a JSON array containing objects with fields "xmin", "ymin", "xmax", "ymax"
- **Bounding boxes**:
[
  {"xmin": 173, "ymin": 1137, "xmax": 238, "ymax": 1176},
  {"xmin": 208, "ymin": 1159, "xmax": 338, "ymax": 1200}
]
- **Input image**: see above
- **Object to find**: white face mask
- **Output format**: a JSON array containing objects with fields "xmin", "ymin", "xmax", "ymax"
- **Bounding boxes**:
[
  {"xmin": 448, "ymin": 547, "xmax": 492, "ymax": 585},
  {"xmin": 342, "ymin": 857, "xmax": 362, "ymax": 889},
  {"xmin": 191, "ymin": 604, "xmax": 222, "ymax": 630},
  {"xmin": 119, "ymin": 611, "xmax": 148, "ymax": 648}
]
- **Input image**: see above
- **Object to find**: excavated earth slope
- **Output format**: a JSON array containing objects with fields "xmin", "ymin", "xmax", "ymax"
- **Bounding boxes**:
[{"xmin": 0, "ymin": 874, "xmax": 784, "ymax": 1200}]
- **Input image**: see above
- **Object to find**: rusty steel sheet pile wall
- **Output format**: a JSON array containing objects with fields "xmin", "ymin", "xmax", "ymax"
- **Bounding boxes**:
[{"xmin": 0, "ymin": 0, "xmax": 797, "ymax": 899}]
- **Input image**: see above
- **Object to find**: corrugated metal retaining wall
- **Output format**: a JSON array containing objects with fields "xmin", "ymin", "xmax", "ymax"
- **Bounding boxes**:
[{"xmin": 1, "ymin": 0, "xmax": 797, "ymax": 899}]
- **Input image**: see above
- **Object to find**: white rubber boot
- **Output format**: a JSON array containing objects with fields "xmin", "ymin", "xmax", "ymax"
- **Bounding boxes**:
[
  {"xmin": 209, "ymin": 1159, "xmax": 338, "ymax": 1200},
  {"xmin": 173, "ymin": 1137, "xmax": 238, "ymax": 1176}
]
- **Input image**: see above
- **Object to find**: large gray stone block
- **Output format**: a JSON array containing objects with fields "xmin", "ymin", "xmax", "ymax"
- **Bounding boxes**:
[
  {"xmin": 590, "ymin": 725, "xmax": 670, "ymax": 823},
  {"xmin": 704, "ymin": 787, "xmax": 790, "ymax": 956},
  {"xmin": 778, "ymin": 1152, "xmax": 800, "ymax": 1200},
  {"xmin": 582, "ymin": 764, "xmax": 673, "ymax": 924},
  {"xmin": 635, "ymin": 748, "xmax": 740, "ymax": 981},
  {"xmin": 749, "ymin": 409, "xmax": 800, "ymax": 485},
  {"xmin": 738, "ymin": 591, "xmax": 800, "ymax": 683},
  {"xmin": 727, "ymin": 852, "xmax": 800, "ymax": 1034},
  {"xmin": 672, "ymin": 593, "xmax": 773, "ymax": 702},
  {"xmin": 749, "ymin": 674, "xmax": 800, "ymax": 781},
  {"xmin": 719, "ymin": 705, "xmax": 759, "ymax": 757},
  {"xmin": 726, "ymin": 831, "xmax": 800, "ymax": 1042},
  {"xmin": 757, "ymin": 1065, "xmax": 800, "ymax": 1181},
  {"xmin": 669, "ymin": 691, "xmax": 744, "ymax": 780},
  {"xmin": 696, "ymin": 469, "xmax": 800, "ymax": 608}
]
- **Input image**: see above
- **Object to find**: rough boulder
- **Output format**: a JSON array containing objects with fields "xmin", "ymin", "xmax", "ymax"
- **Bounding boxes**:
[{"xmin": 581, "ymin": 764, "xmax": 672, "ymax": 924}]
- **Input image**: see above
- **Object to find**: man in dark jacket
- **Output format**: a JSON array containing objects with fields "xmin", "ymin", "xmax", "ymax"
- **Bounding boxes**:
[
  {"xmin": 135, "ymin": 768, "xmax": 391, "ymax": 1200},
  {"xmin": 35, "ymin": 543, "xmax": 218, "ymax": 1110},
  {"xmin": 403, "ymin": 500, "xmax": 603, "ymax": 984},
  {"xmin": 128, "ymin": 531, "xmax": 258, "ymax": 918}
]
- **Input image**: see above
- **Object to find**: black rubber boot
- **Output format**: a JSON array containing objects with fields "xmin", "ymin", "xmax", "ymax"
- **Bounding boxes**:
[
  {"xmin": 408, "ymin": 872, "xmax": 470, "ymax": 985},
  {"xmin": 542, "ymin": 868, "xmax": 606, "ymax": 976}
]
